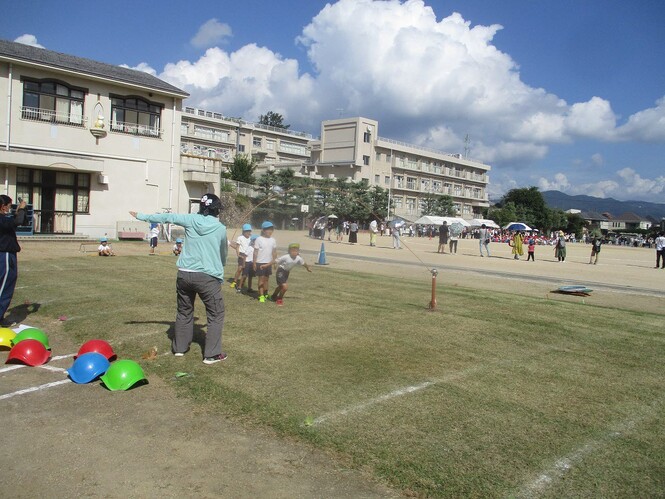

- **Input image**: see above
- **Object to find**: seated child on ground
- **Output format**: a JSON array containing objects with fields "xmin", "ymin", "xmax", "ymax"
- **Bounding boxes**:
[
  {"xmin": 98, "ymin": 237, "xmax": 114, "ymax": 256},
  {"xmin": 172, "ymin": 238, "xmax": 183, "ymax": 256}
]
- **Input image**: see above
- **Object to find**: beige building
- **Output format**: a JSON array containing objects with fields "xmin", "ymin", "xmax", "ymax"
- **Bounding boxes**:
[
  {"xmin": 309, "ymin": 118, "xmax": 490, "ymax": 220},
  {"xmin": 0, "ymin": 39, "xmax": 189, "ymax": 238},
  {"xmin": 180, "ymin": 106, "xmax": 312, "ymax": 193},
  {"xmin": 1, "ymin": 40, "xmax": 492, "ymax": 238}
]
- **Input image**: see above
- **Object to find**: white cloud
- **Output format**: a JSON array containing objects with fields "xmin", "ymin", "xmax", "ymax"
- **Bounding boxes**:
[
  {"xmin": 191, "ymin": 18, "xmax": 232, "ymax": 49},
  {"xmin": 537, "ymin": 168, "xmax": 665, "ymax": 201},
  {"xmin": 14, "ymin": 34, "xmax": 44, "ymax": 48},
  {"xmin": 119, "ymin": 62, "xmax": 157, "ymax": 76},
  {"xmin": 616, "ymin": 96, "xmax": 665, "ymax": 142},
  {"xmin": 591, "ymin": 153, "xmax": 603, "ymax": 167},
  {"xmin": 151, "ymin": 0, "xmax": 663, "ymax": 173},
  {"xmin": 563, "ymin": 97, "xmax": 617, "ymax": 140},
  {"xmin": 538, "ymin": 173, "xmax": 570, "ymax": 192}
]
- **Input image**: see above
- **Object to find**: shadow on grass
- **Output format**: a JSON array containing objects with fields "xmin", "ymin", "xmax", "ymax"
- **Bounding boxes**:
[
  {"xmin": 125, "ymin": 318, "xmax": 207, "ymax": 354},
  {"xmin": 6, "ymin": 302, "xmax": 41, "ymax": 324}
]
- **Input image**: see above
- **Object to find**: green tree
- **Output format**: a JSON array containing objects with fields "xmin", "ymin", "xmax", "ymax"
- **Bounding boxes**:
[
  {"xmin": 421, "ymin": 194, "xmax": 455, "ymax": 217},
  {"xmin": 566, "ymin": 213, "xmax": 586, "ymax": 238},
  {"xmin": 258, "ymin": 111, "xmax": 290, "ymax": 130},
  {"xmin": 224, "ymin": 154, "xmax": 257, "ymax": 185},
  {"xmin": 501, "ymin": 187, "xmax": 546, "ymax": 213}
]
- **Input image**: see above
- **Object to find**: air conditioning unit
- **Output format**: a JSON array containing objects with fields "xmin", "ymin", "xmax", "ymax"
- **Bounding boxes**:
[
  {"xmin": 328, "ymin": 174, "xmax": 335, "ymax": 179},
  {"xmin": 98, "ymin": 174, "xmax": 109, "ymax": 184}
]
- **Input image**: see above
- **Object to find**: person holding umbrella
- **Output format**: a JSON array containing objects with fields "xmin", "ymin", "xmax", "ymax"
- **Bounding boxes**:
[{"xmin": 510, "ymin": 231, "xmax": 524, "ymax": 260}]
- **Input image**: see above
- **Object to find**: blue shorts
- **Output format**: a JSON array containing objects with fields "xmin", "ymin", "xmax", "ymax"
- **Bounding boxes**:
[{"xmin": 150, "ymin": 237, "xmax": 158, "ymax": 248}]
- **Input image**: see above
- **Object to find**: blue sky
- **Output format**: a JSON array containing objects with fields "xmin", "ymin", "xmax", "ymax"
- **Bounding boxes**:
[{"xmin": 2, "ymin": 0, "xmax": 664, "ymax": 203}]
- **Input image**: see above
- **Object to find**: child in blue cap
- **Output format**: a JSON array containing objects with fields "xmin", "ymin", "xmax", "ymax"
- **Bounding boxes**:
[
  {"xmin": 253, "ymin": 221, "xmax": 277, "ymax": 303},
  {"xmin": 172, "ymin": 238, "xmax": 183, "ymax": 256}
]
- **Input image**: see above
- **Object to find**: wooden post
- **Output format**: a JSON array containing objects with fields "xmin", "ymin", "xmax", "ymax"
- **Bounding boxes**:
[{"xmin": 428, "ymin": 268, "xmax": 438, "ymax": 310}]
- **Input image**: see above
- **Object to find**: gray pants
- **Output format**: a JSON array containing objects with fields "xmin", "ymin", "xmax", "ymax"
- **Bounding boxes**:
[{"xmin": 175, "ymin": 270, "xmax": 224, "ymax": 358}]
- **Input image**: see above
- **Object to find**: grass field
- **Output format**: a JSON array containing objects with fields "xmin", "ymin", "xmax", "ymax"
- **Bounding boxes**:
[{"xmin": 15, "ymin": 251, "xmax": 665, "ymax": 497}]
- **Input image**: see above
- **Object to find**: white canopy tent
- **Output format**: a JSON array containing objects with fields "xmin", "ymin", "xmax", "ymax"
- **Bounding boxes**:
[
  {"xmin": 414, "ymin": 216, "xmax": 471, "ymax": 227},
  {"xmin": 470, "ymin": 218, "xmax": 500, "ymax": 228}
]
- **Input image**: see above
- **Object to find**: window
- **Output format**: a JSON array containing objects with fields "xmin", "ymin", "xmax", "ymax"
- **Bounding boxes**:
[
  {"xmin": 279, "ymin": 141, "xmax": 308, "ymax": 156},
  {"xmin": 394, "ymin": 175, "xmax": 404, "ymax": 188},
  {"xmin": 193, "ymin": 125, "xmax": 228, "ymax": 141},
  {"xmin": 253, "ymin": 137, "xmax": 262, "ymax": 148},
  {"xmin": 406, "ymin": 197, "xmax": 416, "ymax": 213},
  {"xmin": 376, "ymin": 152, "xmax": 381, "ymax": 161},
  {"xmin": 363, "ymin": 131, "xmax": 371, "ymax": 143},
  {"xmin": 21, "ymin": 78, "xmax": 85, "ymax": 126},
  {"xmin": 374, "ymin": 175, "xmax": 380, "ymax": 184},
  {"xmin": 385, "ymin": 176, "xmax": 390, "ymax": 185},
  {"xmin": 386, "ymin": 152, "xmax": 392, "ymax": 162},
  {"xmin": 394, "ymin": 196, "xmax": 403, "ymax": 209},
  {"xmin": 406, "ymin": 176, "xmax": 417, "ymax": 190},
  {"xmin": 363, "ymin": 155, "xmax": 370, "ymax": 166},
  {"xmin": 266, "ymin": 140, "xmax": 275, "ymax": 151},
  {"xmin": 454, "ymin": 185, "xmax": 462, "ymax": 196},
  {"xmin": 180, "ymin": 123, "xmax": 189, "ymax": 135},
  {"xmin": 238, "ymin": 144, "xmax": 246, "ymax": 153},
  {"xmin": 111, "ymin": 95, "xmax": 162, "ymax": 137}
]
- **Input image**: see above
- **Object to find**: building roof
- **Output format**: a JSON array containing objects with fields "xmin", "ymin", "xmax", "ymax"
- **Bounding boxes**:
[
  {"xmin": 581, "ymin": 211, "xmax": 608, "ymax": 221},
  {"xmin": 616, "ymin": 212, "xmax": 649, "ymax": 222},
  {"xmin": 0, "ymin": 39, "xmax": 188, "ymax": 98}
]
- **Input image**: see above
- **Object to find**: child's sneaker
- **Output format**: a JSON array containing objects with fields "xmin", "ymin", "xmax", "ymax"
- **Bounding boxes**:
[
  {"xmin": 203, "ymin": 353, "xmax": 227, "ymax": 364},
  {"xmin": 258, "ymin": 295, "xmax": 266, "ymax": 303},
  {"xmin": 264, "ymin": 294, "xmax": 271, "ymax": 302},
  {"xmin": 235, "ymin": 286, "xmax": 242, "ymax": 294},
  {"xmin": 276, "ymin": 298, "xmax": 284, "ymax": 306},
  {"xmin": 229, "ymin": 281, "xmax": 236, "ymax": 289}
]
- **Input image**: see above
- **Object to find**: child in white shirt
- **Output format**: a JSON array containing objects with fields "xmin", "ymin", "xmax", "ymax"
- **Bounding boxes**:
[{"xmin": 270, "ymin": 243, "xmax": 311, "ymax": 306}]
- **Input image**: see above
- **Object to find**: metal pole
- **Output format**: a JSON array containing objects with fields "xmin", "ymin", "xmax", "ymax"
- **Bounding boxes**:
[{"xmin": 428, "ymin": 268, "xmax": 438, "ymax": 310}]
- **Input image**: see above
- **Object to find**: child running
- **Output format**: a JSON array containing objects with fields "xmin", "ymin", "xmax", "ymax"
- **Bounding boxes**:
[
  {"xmin": 253, "ymin": 221, "xmax": 277, "ymax": 303},
  {"xmin": 230, "ymin": 224, "xmax": 252, "ymax": 288},
  {"xmin": 271, "ymin": 243, "xmax": 312, "ymax": 306},
  {"xmin": 236, "ymin": 235, "xmax": 258, "ymax": 294}
]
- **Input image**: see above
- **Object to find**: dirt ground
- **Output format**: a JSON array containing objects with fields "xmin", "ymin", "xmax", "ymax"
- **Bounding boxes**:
[{"xmin": 1, "ymin": 233, "xmax": 662, "ymax": 498}]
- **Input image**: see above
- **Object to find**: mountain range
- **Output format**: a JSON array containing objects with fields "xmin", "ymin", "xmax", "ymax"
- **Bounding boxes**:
[{"xmin": 541, "ymin": 191, "xmax": 665, "ymax": 220}]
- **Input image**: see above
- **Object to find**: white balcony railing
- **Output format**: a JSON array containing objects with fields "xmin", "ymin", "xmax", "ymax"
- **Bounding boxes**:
[
  {"xmin": 20, "ymin": 106, "xmax": 87, "ymax": 128},
  {"xmin": 110, "ymin": 120, "xmax": 162, "ymax": 138}
]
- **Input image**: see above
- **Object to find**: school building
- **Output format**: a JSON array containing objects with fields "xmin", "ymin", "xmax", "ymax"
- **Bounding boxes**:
[{"xmin": 0, "ymin": 39, "xmax": 491, "ymax": 238}]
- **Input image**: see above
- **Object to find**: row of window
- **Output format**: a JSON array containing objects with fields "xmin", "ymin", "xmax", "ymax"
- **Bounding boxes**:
[
  {"xmin": 372, "ymin": 152, "xmax": 487, "ymax": 180},
  {"xmin": 392, "ymin": 195, "xmax": 474, "ymax": 215},
  {"xmin": 21, "ymin": 78, "xmax": 163, "ymax": 137}
]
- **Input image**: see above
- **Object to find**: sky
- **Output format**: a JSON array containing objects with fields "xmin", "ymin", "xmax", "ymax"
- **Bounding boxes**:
[{"xmin": 2, "ymin": 0, "xmax": 665, "ymax": 203}]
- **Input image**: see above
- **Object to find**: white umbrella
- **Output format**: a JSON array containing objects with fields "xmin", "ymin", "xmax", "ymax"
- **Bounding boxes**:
[{"xmin": 327, "ymin": 214, "xmax": 338, "ymax": 219}]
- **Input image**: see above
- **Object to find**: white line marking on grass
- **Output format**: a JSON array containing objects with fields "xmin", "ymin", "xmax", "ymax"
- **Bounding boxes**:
[
  {"xmin": 513, "ymin": 406, "xmax": 661, "ymax": 498},
  {"xmin": 51, "ymin": 353, "xmax": 75, "ymax": 361},
  {"xmin": 0, "ymin": 379, "xmax": 71, "ymax": 401},
  {"xmin": 38, "ymin": 365, "xmax": 68, "ymax": 373},
  {"xmin": 311, "ymin": 365, "xmax": 486, "ymax": 426},
  {"xmin": 0, "ymin": 364, "xmax": 26, "ymax": 374},
  {"xmin": 313, "ymin": 381, "xmax": 435, "ymax": 425}
]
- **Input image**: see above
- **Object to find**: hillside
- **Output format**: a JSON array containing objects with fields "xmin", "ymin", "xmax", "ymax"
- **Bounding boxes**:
[{"xmin": 542, "ymin": 191, "xmax": 665, "ymax": 220}]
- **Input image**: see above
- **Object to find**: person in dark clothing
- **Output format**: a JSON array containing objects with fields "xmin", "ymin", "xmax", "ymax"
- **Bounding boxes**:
[{"xmin": 0, "ymin": 195, "xmax": 27, "ymax": 326}]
